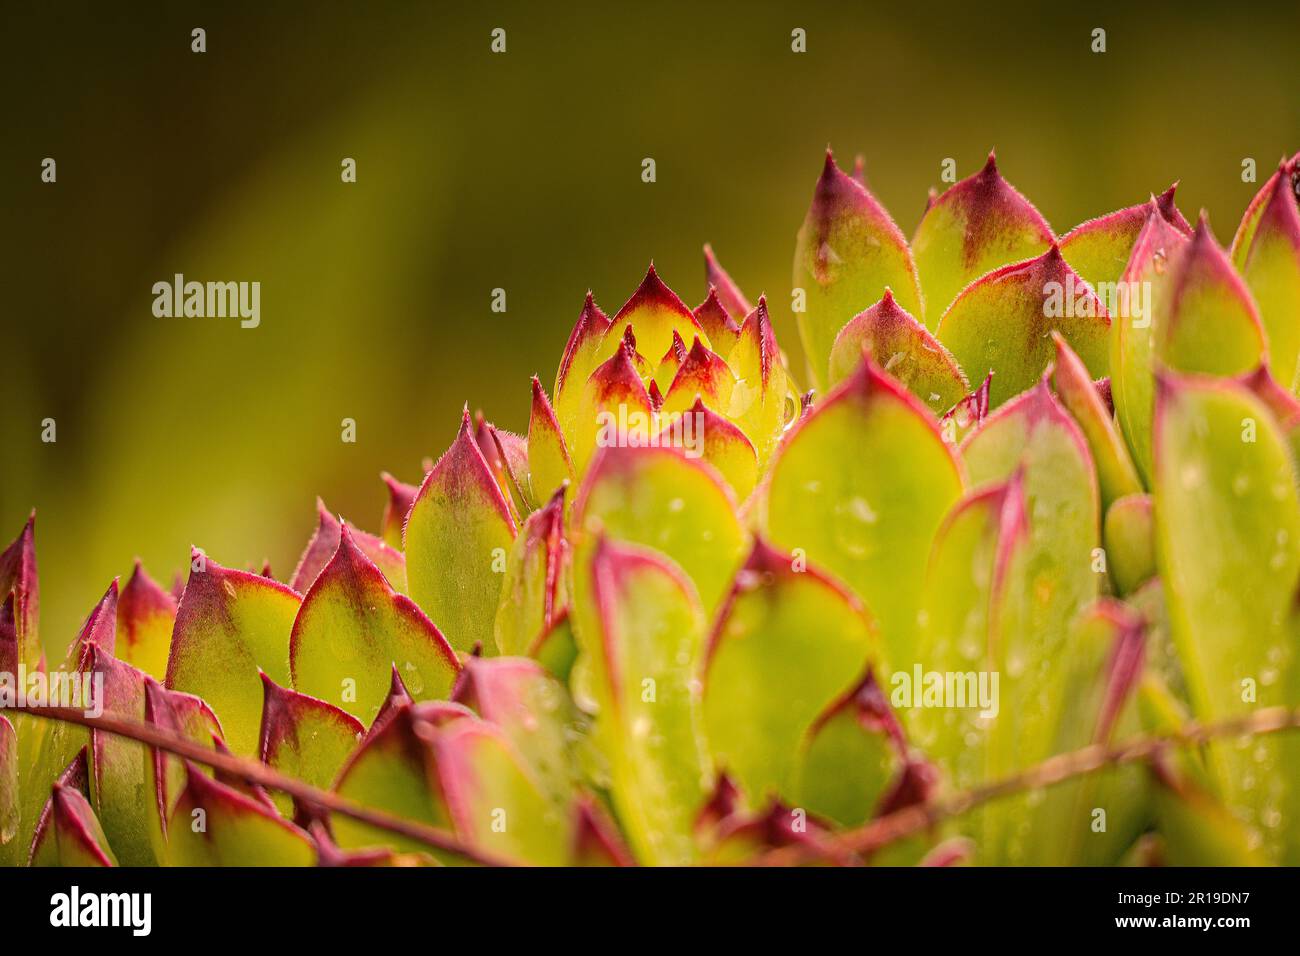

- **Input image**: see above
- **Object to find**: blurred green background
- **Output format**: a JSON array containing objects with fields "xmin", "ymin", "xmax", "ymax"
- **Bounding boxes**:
[{"xmin": 2, "ymin": 1, "xmax": 1298, "ymax": 653}]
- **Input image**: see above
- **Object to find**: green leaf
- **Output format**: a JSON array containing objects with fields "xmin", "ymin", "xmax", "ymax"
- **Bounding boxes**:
[
  {"xmin": 553, "ymin": 292, "xmax": 613, "ymax": 451},
  {"xmin": 1231, "ymin": 155, "xmax": 1300, "ymax": 391},
  {"xmin": 0, "ymin": 715, "xmax": 17, "ymax": 867},
  {"xmin": 791, "ymin": 670, "xmax": 907, "ymax": 828},
  {"xmin": 166, "ymin": 549, "xmax": 300, "ymax": 756},
  {"xmin": 291, "ymin": 522, "xmax": 459, "ymax": 725},
  {"xmin": 332, "ymin": 701, "xmax": 464, "ymax": 856},
  {"xmin": 1103, "ymin": 493, "xmax": 1155, "ymax": 595},
  {"xmin": 573, "ymin": 445, "xmax": 746, "ymax": 615},
  {"xmin": 914, "ymin": 476, "xmax": 1029, "ymax": 792},
  {"xmin": 451, "ymin": 656, "xmax": 587, "ymax": 811},
  {"xmin": 667, "ymin": 398, "xmax": 758, "ymax": 501},
  {"xmin": 32, "ymin": 782, "xmax": 117, "ymax": 867},
  {"xmin": 1058, "ymin": 183, "xmax": 1191, "ymax": 291},
  {"xmin": 1051, "ymin": 332, "xmax": 1142, "ymax": 509},
  {"xmin": 702, "ymin": 243, "xmax": 751, "ymax": 335},
  {"xmin": 938, "ymin": 244, "xmax": 1109, "ymax": 408},
  {"xmin": 570, "ymin": 537, "xmax": 709, "ymax": 865},
  {"xmin": 725, "ymin": 297, "xmax": 791, "ymax": 468},
  {"xmin": 572, "ymin": 337, "xmax": 658, "ymax": 475},
  {"xmin": 912, "ymin": 152, "xmax": 1054, "ymax": 326},
  {"xmin": 291, "ymin": 498, "xmax": 407, "ymax": 595},
  {"xmin": 0, "ymin": 512, "xmax": 40, "ymax": 670},
  {"xmin": 1152, "ymin": 370, "xmax": 1300, "ymax": 862},
  {"xmin": 827, "ymin": 288, "xmax": 968, "ymax": 413},
  {"xmin": 144, "ymin": 679, "xmax": 225, "ymax": 857},
  {"xmin": 693, "ymin": 286, "xmax": 742, "ymax": 355},
  {"xmin": 494, "ymin": 486, "xmax": 568, "ymax": 657},
  {"xmin": 116, "ymin": 560, "xmax": 176, "ymax": 681},
  {"xmin": 702, "ymin": 539, "xmax": 876, "ymax": 809},
  {"xmin": 379, "ymin": 472, "xmax": 420, "ymax": 550},
  {"xmin": 166, "ymin": 764, "xmax": 316, "ymax": 866},
  {"xmin": 662, "ymin": 337, "xmax": 734, "ymax": 419},
  {"xmin": 86, "ymin": 645, "xmax": 162, "ymax": 865},
  {"xmin": 794, "ymin": 150, "xmax": 923, "ymax": 392},
  {"xmin": 604, "ymin": 264, "xmax": 711, "ymax": 381},
  {"xmin": 765, "ymin": 357, "xmax": 964, "ymax": 666},
  {"xmin": 1152, "ymin": 774, "xmax": 1271, "ymax": 866},
  {"xmin": 405, "ymin": 408, "xmax": 518, "ymax": 654},
  {"xmin": 258, "ymin": 672, "xmax": 363, "ymax": 819},
  {"xmin": 527, "ymin": 377, "xmax": 574, "ymax": 506}
]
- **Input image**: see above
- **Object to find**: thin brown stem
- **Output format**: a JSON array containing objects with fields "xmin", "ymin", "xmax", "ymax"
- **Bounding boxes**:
[
  {"xmin": 754, "ymin": 704, "xmax": 1300, "ymax": 867},
  {"xmin": 11, "ymin": 705, "xmax": 516, "ymax": 867}
]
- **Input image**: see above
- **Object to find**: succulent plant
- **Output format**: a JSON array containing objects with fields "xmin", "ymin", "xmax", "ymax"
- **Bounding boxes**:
[{"xmin": 3, "ymin": 149, "xmax": 1300, "ymax": 868}]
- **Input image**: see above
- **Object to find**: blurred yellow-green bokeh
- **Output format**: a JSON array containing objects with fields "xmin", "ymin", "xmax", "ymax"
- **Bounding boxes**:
[{"xmin": 3, "ymin": 1, "xmax": 1298, "ymax": 652}]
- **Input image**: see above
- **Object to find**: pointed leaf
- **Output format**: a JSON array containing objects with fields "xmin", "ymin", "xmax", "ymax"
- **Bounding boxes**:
[
  {"xmin": 380, "ymin": 472, "xmax": 421, "ymax": 550},
  {"xmin": 702, "ymin": 540, "xmax": 877, "ymax": 806},
  {"xmin": 605, "ymin": 263, "xmax": 709, "ymax": 371},
  {"xmin": 1153, "ymin": 371, "xmax": 1300, "ymax": 862},
  {"xmin": 570, "ymin": 538, "xmax": 709, "ymax": 864},
  {"xmin": 1051, "ymin": 332, "xmax": 1142, "ymax": 508},
  {"xmin": 292, "ymin": 499, "xmax": 407, "ymax": 594},
  {"xmin": 1059, "ymin": 183, "xmax": 1192, "ymax": 290},
  {"xmin": 572, "ymin": 338, "xmax": 658, "ymax": 474},
  {"xmin": 292, "ymin": 523, "xmax": 459, "ymax": 724},
  {"xmin": 913, "ymin": 152, "xmax": 1055, "ymax": 324},
  {"xmin": 527, "ymin": 376, "xmax": 574, "ymax": 504},
  {"xmin": 663, "ymin": 398, "xmax": 758, "ymax": 500},
  {"xmin": 0, "ymin": 512, "xmax": 39, "ymax": 669},
  {"xmin": 765, "ymin": 357, "xmax": 964, "ymax": 665},
  {"xmin": 662, "ymin": 336, "xmax": 734, "ymax": 417},
  {"xmin": 494, "ymin": 486, "xmax": 568, "ymax": 656},
  {"xmin": 703, "ymin": 243, "xmax": 752, "ymax": 328},
  {"xmin": 827, "ymin": 288, "xmax": 968, "ymax": 412},
  {"xmin": 794, "ymin": 149, "xmax": 923, "ymax": 392},
  {"xmin": 405, "ymin": 408, "xmax": 518, "ymax": 653},
  {"xmin": 31, "ymin": 782, "xmax": 117, "ymax": 867},
  {"xmin": 166, "ymin": 764, "xmax": 315, "ymax": 866},
  {"xmin": 258, "ymin": 672, "xmax": 363, "ymax": 819},
  {"xmin": 0, "ymin": 715, "xmax": 17, "ymax": 867},
  {"xmin": 554, "ymin": 292, "xmax": 613, "ymax": 448},
  {"xmin": 937, "ymin": 244, "xmax": 1109, "ymax": 407},
  {"xmin": 693, "ymin": 286, "xmax": 742, "ymax": 352},
  {"xmin": 726, "ymin": 297, "xmax": 790, "ymax": 467},
  {"xmin": 166, "ymin": 551, "xmax": 300, "ymax": 755},
  {"xmin": 573, "ymin": 445, "xmax": 746, "ymax": 614},
  {"xmin": 1231, "ymin": 155, "xmax": 1300, "ymax": 390},
  {"xmin": 116, "ymin": 560, "xmax": 177, "ymax": 680}
]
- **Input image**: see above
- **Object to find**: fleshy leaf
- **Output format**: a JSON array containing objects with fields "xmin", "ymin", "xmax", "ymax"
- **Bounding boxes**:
[
  {"xmin": 570, "ymin": 537, "xmax": 709, "ymax": 865},
  {"xmin": 292, "ymin": 522, "xmax": 460, "ymax": 724},
  {"xmin": 604, "ymin": 263, "xmax": 709, "ymax": 372},
  {"xmin": 0, "ymin": 715, "xmax": 17, "ymax": 866},
  {"xmin": 663, "ymin": 398, "xmax": 758, "ymax": 500},
  {"xmin": 166, "ymin": 550, "xmax": 300, "ymax": 755},
  {"xmin": 67, "ymin": 578, "xmax": 118, "ymax": 665},
  {"xmin": 144, "ymin": 678, "xmax": 225, "ymax": 856},
  {"xmin": 258, "ymin": 672, "xmax": 363, "ymax": 819},
  {"xmin": 662, "ymin": 336, "xmax": 735, "ymax": 417},
  {"xmin": 912, "ymin": 151, "xmax": 1055, "ymax": 325},
  {"xmin": 793, "ymin": 149, "xmax": 923, "ymax": 392},
  {"xmin": 380, "ymin": 472, "xmax": 421, "ymax": 550},
  {"xmin": 292, "ymin": 499, "xmax": 407, "ymax": 594},
  {"xmin": 703, "ymin": 243, "xmax": 752, "ymax": 327},
  {"xmin": 726, "ymin": 296, "xmax": 790, "ymax": 467},
  {"xmin": 31, "ymin": 782, "xmax": 117, "ymax": 867},
  {"xmin": 792, "ymin": 669, "xmax": 906, "ymax": 828},
  {"xmin": 116, "ymin": 559, "xmax": 177, "ymax": 681},
  {"xmin": 1155, "ymin": 216, "xmax": 1266, "ymax": 378},
  {"xmin": 939, "ymin": 370, "xmax": 992, "ymax": 446},
  {"xmin": 571, "ymin": 794, "xmax": 634, "ymax": 866},
  {"xmin": 166, "ymin": 764, "xmax": 315, "ymax": 866},
  {"xmin": 702, "ymin": 539, "xmax": 877, "ymax": 806},
  {"xmin": 765, "ymin": 357, "xmax": 964, "ymax": 665},
  {"xmin": 573, "ymin": 444, "xmax": 746, "ymax": 614},
  {"xmin": 451, "ymin": 655, "xmax": 585, "ymax": 811},
  {"xmin": 1231, "ymin": 155, "xmax": 1300, "ymax": 391},
  {"xmin": 86, "ymin": 645, "xmax": 162, "ymax": 865},
  {"xmin": 476, "ymin": 416, "xmax": 532, "ymax": 520},
  {"xmin": 1051, "ymin": 331, "xmax": 1142, "ymax": 508},
  {"xmin": 1103, "ymin": 493, "xmax": 1155, "ymax": 595},
  {"xmin": 554, "ymin": 291, "xmax": 613, "ymax": 448},
  {"xmin": 937, "ymin": 244, "xmax": 1109, "ymax": 407},
  {"xmin": 1153, "ymin": 371, "xmax": 1300, "ymax": 862},
  {"xmin": 1059, "ymin": 183, "xmax": 1192, "ymax": 290},
  {"xmin": 405, "ymin": 407, "xmax": 518, "ymax": 653},
  {"xmin": 494, "ymin": 486, "xmax": 568, "ymax": 656},
  {"xmin": 0, "ymin": 512, "xmax": 39, "ymax": 669},
  {"xmin": 526, "ymin": 376, "xmax": 574, "ymax": 505},
  {"xmin": 827, "ymin": 288, "xmax": 968, "ymax": 412},
  {"xmin": 693, "ymin": 286, "xmax": 742, "ymax": 352},
  {"xmin": 573, "ymin": 337, "xmax": 657, "ymax": 474}
]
